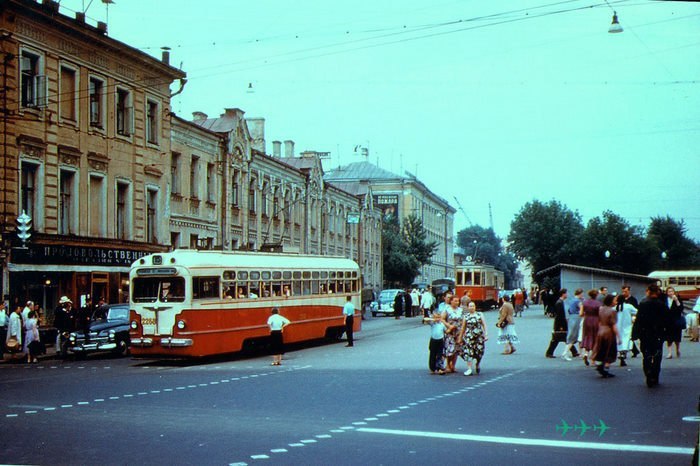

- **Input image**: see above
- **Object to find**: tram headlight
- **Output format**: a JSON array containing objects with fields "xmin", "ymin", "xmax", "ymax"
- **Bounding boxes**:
[
  {"xmin": 176, "ymin": 320, "xmax": 186, "ymax": 330},
  {"xmin": 130, "ymin": 321, "xmax": 138, "ymax": 330}
]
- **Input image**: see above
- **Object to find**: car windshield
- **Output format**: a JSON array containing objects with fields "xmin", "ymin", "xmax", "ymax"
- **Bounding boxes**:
[
  {"xmin": 379, "ymin": 290, "xmax": 399, "ymax": 301},
  {"xmin": 107, "ymin": 306, "xmax": 129, "ymax": 321}
]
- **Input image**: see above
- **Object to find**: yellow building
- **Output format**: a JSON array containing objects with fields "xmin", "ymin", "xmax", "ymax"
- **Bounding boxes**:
[{"xmin": 0, "ymin": 0, "xmax": 185, "ymax": 309}]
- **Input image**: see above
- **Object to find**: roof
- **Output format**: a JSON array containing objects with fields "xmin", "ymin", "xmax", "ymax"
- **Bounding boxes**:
[
  {"xmin": 325, "ymin": 181, "xmax": 369, "ymax": 197},
  {"xmin": 536, "ymin": 263, "xmax": 656, "ymax": 282},
  {"xmin": 324, "ymin": 161, "xmax": 400, "ymax": 181},
  {"xmin": 131, "ymin": 250, "xmax": 360, "ymax": 271}
]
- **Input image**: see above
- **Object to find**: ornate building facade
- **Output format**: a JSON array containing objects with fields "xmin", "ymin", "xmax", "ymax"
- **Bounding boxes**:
[{"xmin": 0, "ymin": 0, "xmax": 185, "ymax": 309}]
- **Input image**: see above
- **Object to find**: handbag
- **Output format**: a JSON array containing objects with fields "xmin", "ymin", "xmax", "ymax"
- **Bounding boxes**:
[
  {"xmin": 497, "ymin": 320, "xmax": 507, "ymax": 329},
  {"xmin": 6, "ymin": 337, "xmax": 20, "ymax": 352},
  {"xmin": 552, "ymin": 330, "xmax": 567, "ymax": 343}
]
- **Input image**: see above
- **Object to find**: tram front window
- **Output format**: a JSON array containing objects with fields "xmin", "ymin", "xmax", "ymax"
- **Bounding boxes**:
[{"xmin": 132, "ymin": 277, "xmax": 186, "ymax": 303}]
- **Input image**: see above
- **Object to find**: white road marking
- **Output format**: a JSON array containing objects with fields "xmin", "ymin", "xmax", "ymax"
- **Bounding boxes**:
[
  {"xmin": 270, "ymin": 449, "xmax": 288, "ymax": 453},
  {"xmin": 357, "ymin": 428, "xmax": 695, "ymax": 455},
  {"xmin": 288, "ymin": 443, "xmax": 304, "ymax": 447},
  {"xmin": 300, "ymin": 439, "xmax": 317, "ymax": 444},
  {"xmin": 315, "ymin": 434, "xmax": 332, "ymax": 439},
  {"xmin": 250, "ymin": 454, "xmax": 269, "ymax": 459}
]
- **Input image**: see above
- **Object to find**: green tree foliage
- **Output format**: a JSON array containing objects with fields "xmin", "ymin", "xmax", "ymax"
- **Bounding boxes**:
[
  {"xmin": 456, "ymin": 225, "xmax": 518, "ymax": 288},
  {"xmin": 576, "ymin": 211, "xmax": 655, "ymax": 274},
  {"xmin": 403, "ymin": 214, "xmax": 439, "ymax": 267},
  {"xmin": 646, "ymin": 216, "xmax": 700, "ymax": 270},
  {"xmin": 382, "ymin": 215, "xmax": 437, "ymax": 287},
  {"xmin": 508, "ymin": 200, "xmax": 584, "ymax": 274}
]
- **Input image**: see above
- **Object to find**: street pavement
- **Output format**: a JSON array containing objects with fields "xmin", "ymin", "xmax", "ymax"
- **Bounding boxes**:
[{"xmin": 0, "ymin": 304, "xmax": 697, "ymax": 465}]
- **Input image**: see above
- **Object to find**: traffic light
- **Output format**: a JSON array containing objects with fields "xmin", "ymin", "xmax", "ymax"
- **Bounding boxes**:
[{"xmin": 16, "ymin": 210, "xmax": 32, "ymax": 247}]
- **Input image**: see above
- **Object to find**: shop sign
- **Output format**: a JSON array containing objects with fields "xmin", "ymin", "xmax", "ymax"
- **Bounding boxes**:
[{"xmin": 12, "ymin": 244, "xmax": 150, "ymax": 267}]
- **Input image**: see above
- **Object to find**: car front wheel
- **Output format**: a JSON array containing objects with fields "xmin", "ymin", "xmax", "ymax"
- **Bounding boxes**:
[{"xmin": 114, "ymin": 339, "xmax": 129, "ymax": 357}]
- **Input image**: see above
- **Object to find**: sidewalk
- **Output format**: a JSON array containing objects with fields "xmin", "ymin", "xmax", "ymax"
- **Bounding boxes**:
[{"xmin": 1, "ymin": 342, "xmax": 58, "ymax": 364}]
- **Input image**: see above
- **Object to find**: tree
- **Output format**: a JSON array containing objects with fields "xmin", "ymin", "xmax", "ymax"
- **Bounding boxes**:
[
  {"xmin": 456, "ymin": 225, "xmax": 518, "ymax": 288},
  {"xmin": 508, "ymin": 200, "xmax": 584, "ymax": 275},
  {"xmin": 646, "ymin": 216, "xmax": 700, "ymax": 270},
  {"xmin": 382, "ymin": 215, "xmax": 437, "ymax": 287},
  {"xmin": 403, "ymin": 214, "xmax": 439, "ymax": 267},
  {"xmin": 576, "ymin": 211, "xmax": 655, "ymax": 274}
]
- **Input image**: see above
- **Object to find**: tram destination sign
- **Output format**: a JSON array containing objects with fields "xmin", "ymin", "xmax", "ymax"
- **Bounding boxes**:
[{"xmin": 12, "ymin": 244, "xmax": 150, "ymax": 267}]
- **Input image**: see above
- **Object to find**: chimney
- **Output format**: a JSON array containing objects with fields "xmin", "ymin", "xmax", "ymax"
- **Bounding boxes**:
[
  {"xmin": 75, "ymin": 12, "xmax": 86, "ymax": 23},
  {"xmin": 161, "ymin": 47, "xmax": 171, "ymax": 66},
  {"xmin": 223, "ymin": 108, "xmax": 244, "ymax": 119},
  {"xmin": 192, "ymin": 111, "xmax": 208, "ymax": 121},
  {"xmin": 284, "ymin": 140, "xmax": 294, "ymax": 158},
  {"xmin": 96, "ymin": 21, "xmax": 107, "ymax": 34},
  {"xmin": 42, "ymin": 0, "xmax": 59, "ymax": 13},
  {"xmin": 272, "ymin": 141, "xmax": 281, "ymax": 158}
]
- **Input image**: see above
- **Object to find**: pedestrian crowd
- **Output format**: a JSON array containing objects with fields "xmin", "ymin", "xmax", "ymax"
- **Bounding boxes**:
[{"xmin": 543, "ymin": 283, "xmax": 697, "ymax": 387}]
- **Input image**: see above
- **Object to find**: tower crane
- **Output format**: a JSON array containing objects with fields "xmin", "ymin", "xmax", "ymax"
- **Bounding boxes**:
[{"xmin": 453, "ymin": 196, "xmax": 473, "ymax": 226}]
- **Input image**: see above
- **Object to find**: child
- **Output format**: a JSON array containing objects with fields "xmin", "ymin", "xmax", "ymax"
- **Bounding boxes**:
[{"xmin": 425, "ymin": 310, "xmax": 446, "ymax": 374}]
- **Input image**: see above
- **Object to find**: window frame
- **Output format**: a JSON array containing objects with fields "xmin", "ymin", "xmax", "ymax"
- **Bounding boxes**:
[
  {"xmin": 145, "ymin": 98, "xmax": 160, "ymax": 145},
  {"xmin": 59, "ymin": 62, "xmax": 78, "ymax": 123},
  {"xmin": 115, "ymin": 86, "xmax": 133, "ymax": 137},
  {"xmin": 19, "ymin": 47, "xmax": 46, "ymax": 109},
  {"xmin": 88, "ymin": 75, "xmax": 106, "ymax": 130}
]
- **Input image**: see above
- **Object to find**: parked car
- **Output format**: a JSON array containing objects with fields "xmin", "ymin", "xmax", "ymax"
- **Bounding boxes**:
[
  {"xmin": 374, "ymin": 289, "xmax": 403, "ymax": 317},
  {"xmin": 67, "ymin": 304, "xmax": 130, "ymax": 358}
]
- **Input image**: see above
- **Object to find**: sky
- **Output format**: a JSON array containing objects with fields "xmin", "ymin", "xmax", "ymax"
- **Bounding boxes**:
[{"xmin": 59, "ymin": 0, "xmax": 700, "ymax": 244}]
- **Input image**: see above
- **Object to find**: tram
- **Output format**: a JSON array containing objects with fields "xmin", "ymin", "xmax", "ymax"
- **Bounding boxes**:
[
  {"xmin": 128, "ymin": 250, "xmax": 361, "ymax": 358},
  {"xmin": 648, "ymin": 270, "xmax": 700, "ymax": 300},
  {"xmin": 454, "ymin": 263, "xmax": 503, "ymax": 309}
]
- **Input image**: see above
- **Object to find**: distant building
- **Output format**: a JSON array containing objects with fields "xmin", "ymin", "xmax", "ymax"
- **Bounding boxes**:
[
  {"xmin": 324, "ymin": 161, "xmax": 455, "ymax": 286},
  {"xmin": 536, "ymin": 263, "xmax": 656, "ymax": 303}
]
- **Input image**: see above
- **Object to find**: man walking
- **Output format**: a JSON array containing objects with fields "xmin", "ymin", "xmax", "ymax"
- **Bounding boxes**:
[
  {"xmin": 545, "ymin": 289, "xmax": 569, "ymax": 359},
  {"xmin": 632, "ymin": 284, "xmax": 667, "ymax": 387},
  {"xmin": 421, "ymin": 286, "xmax": 435, "ymax": 319},
  {"xmin": 563, "ymin": 288, "xmax": 583, "ymax": 360},
  {"xmin": 343, "ymin": 295, "xmax": 355, "ymax": 347}
]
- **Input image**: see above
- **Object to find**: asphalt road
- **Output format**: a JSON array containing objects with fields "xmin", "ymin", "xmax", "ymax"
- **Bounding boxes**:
[{"xmin": 1, "ymin": 305, "xmax": 698, "ymax": 466}]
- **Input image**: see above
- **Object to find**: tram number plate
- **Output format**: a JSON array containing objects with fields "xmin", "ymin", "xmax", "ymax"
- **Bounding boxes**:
[{"xmin": 141, "ymin": 318, "xmax": 156, "ymax": 325}]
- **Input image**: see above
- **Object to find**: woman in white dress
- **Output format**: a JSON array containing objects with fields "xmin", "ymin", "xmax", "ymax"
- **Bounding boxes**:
[{"xmin": 615, "ymin": 299, "xmax": 636, "ymax": 367}]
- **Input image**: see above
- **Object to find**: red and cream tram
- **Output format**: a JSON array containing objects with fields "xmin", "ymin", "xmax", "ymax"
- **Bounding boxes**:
[
  {"xmin": 128, "ymin": 250, "xmax": 361, "ymax": 358},
  {"xmin": 454, "ymin": 263, "xmax": 504, "ymax": 310}
]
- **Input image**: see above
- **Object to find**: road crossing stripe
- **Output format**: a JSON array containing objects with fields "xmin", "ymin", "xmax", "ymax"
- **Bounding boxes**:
[{"xmin": 357, "ymin": 428, "xmax": 695, "ymax": 455}]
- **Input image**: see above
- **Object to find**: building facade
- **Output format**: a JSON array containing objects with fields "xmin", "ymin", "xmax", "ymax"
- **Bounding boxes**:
[
  {"xmin": 0, "ymin": 0, "xmax": 185, "ymax": 311},
  {"xmin": 324, "ymin": 161, "xmax": 455, "ymax": 286}
]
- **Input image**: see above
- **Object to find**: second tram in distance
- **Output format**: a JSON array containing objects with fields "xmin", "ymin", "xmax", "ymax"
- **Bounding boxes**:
[
  {"xmin": 128, "ymin": 250, "xmax": 361, "ymax": 358},
  {"xmin": 454, "ymin": 263, "xmax": 503, "ymax": 309}
]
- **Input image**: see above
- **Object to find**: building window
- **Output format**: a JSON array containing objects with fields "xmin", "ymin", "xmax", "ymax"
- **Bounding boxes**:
[
  {"xmin": 248, "ymin": 180, "xmax": 256, "ymax": 214},
  {"xmin": 116, "ymin": 182, "xmax": 130, "ymax": 240},
  {"xmin": 20, "ymin": 162, "xmax": 38, "ymax": 218},
  {"xmin": 89, "ymin": 77, "xmax": 104, "ymax": 128},
  {"xmin": 231, "ymin": 170, "xmax": 239, "ymax": 207},
  {"xmin": 59, "ymin": 170, "xmax": 75, "ymax": 235},
  {"xmin": 146, "ymin": 188, "xmax": 158, "ymax": 243},
  {"xmin": 171, "ymin": 152, "xmax": 180, "ymax": 195},
  {"xmin": 89, "ymin": 175, "xmax": 106, "ymax": 237},
  {"xmin": 146, "ymin": 99, "xmax": 159, "ymax": 144},
  {"xmin": 261, "ymin": 182, "xmax": 269, "ymax": 217},
  {"xmin": 59, "ymin": 65, "xmax": 77, "ymax": 121},
  {"xmin": 207, "ymin": 163, "xmax": 215, "ymax": 203},
  {"xmin": 116, "ymin": 88, "xmax": 132, "ymax": 136},
  {"xmin": 170, "ymin": 231, "xmax": 180, "ymax": 250},
  {"xmin": 20, "ymin": 49, "xmax": 45, "ymax": 108},
  {"xmin": 190, "ymin": 156, "xmax": 199, "ymax": 199},
  {"xmin": 190, "ymin": 234, "xmax": 199, "ymax": 250}
]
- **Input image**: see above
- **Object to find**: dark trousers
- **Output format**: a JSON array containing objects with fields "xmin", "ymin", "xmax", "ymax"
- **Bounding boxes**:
[
  {"xmin": 546, "ymin": 332, "xmax": 577, "ymax": 357},
  {"xmin": 344, "ymin": 315, "xmax": 354, "ymax": 345},
  {"xmin": 428, "ymin": 338, "xmax": 444, "ymax": 372},
  {"xmin": 640, "ymin": 338, "xmax": 663, "ymax": 382}
]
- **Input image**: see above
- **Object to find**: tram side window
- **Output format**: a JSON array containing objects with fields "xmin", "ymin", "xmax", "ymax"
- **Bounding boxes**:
[
  {"xmin": 193, "ymin": 276, "xmax": 220, "ymax": 300},
  {"xmin": 473, "ymin": 272, "xmax": 481, "ymax": 286}
]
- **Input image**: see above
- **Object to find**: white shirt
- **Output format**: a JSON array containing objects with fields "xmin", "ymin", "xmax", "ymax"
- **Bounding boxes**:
[
  {"xmin": 421, "ymin": 291, "xmax": 435, "ymax": 309},
  {"xmin": 267, "ymin": 314, "xmax": 290, "ymax": 331}
]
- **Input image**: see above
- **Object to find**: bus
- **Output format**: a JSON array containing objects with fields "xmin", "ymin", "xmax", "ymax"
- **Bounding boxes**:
[
  {"xmin": 431, "ymin": 278, "xmax": 455, "ymax": 300},
  {"xmin": 648, "ymin": 270, "xmax": 700, "ymax": 300},
  {"xmin": 128, "ymin": 250, "xmax": 362, "ymax": 358},
  {"xmin": 454, "ymin": 263, "xmax": 504, "ymax": 310}
]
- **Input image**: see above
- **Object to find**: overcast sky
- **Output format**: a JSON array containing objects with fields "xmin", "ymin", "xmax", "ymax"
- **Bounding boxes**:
[{"xmin": 60, "ymin": 0, "xmax": 700, "ymax": 243}]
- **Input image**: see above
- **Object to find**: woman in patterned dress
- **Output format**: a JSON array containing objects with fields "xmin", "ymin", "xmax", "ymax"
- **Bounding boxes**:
[
  {"xmin": 442, "ymin": 295, "xmax": 463, "ymax": 373},
  {"xmin": 459, "ymin": 301, "xmax": 488, "ymax": 376},
  {"xmin": 496, "ymin": 295, "xmax": 519, "ymax": 354}
]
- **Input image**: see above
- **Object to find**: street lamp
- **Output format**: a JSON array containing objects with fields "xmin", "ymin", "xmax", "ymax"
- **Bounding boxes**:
[{"xmin": 604, "ymin": 250, "xmax": 611, "ymax": 259}]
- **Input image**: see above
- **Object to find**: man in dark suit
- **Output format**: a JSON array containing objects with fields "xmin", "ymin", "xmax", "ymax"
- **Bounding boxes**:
[
  {"xmin": 403, "ymin": 289, "xmax": 413, "ymax": 317},
  {"xmin": 632, "ymin": 284, "xmax": 668, "ymax": 387},
  {"xmin": 545, "ymin": 289, "xmax": 569, "ymax": 358},
  {"xmin": 393, "ymin": 291, "xmax": 404, "ymax": 319}
]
